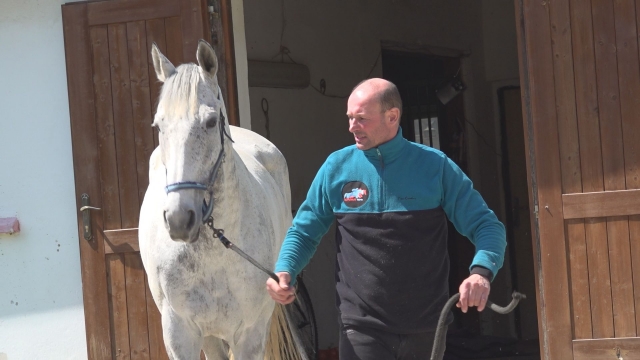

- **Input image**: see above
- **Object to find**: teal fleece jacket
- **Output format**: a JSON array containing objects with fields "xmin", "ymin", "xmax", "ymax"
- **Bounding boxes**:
[{"xmin": 275, "ymin": 128, "xmax": 506, "ymax": 332}]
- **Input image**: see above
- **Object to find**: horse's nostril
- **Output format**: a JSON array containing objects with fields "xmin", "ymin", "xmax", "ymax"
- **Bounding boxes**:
[
  {"xmin": 187, "ymin": 210, "xmax": 195, "ymax": 230},
  {"xmin": 163, "ymin": 210, "xmax": 168, "ymax": 224}
]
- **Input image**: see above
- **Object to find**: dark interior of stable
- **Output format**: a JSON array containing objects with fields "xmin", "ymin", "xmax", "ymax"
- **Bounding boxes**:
[{"xmin": 242, "ymin": 1, "xmax": 540, "ymax": 358}]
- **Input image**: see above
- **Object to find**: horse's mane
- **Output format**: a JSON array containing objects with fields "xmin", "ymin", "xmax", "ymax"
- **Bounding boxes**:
[{"xmin": 159, "ymin": 63, "xmax": 215, "ymax": 118}]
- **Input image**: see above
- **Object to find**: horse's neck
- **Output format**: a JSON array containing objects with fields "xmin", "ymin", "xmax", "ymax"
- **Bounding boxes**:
[{"xmin": 209, "ymin": 143, "xmax": 242, "ymax": 228}]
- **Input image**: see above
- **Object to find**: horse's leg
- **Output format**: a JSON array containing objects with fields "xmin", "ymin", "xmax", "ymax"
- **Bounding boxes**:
[
  {"xmin": 229, "ymin": 322, "xmax": 270, "ymax": 360},
  {"xmin": 161, "ymin": 304, "xmax": 203, "ymax": 360},
  {"xmin": 202, "ymin": 336, "xmax": 230, "ymax": 360}
]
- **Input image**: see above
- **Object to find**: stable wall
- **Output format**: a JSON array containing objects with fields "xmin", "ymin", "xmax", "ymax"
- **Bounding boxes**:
[
  {"xmin": 0, "ymin": 1, "xmax": 87, "ymax": 358},
  {"xmin": 0, "ymin": 1, "xmax": 252, "ymax": 358},
  {"xmin": 242, "ymin": 0, "xmax": 521, "ymax": 348}
]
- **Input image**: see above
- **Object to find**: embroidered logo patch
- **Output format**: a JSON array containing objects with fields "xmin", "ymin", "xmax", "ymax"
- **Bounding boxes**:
[{"xmin": 342, "ymin": 181, "xmax": 369, "ymax": 208}]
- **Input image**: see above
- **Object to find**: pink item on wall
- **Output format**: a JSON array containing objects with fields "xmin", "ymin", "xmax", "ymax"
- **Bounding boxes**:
[{"xmin": 0, "ymin": 217, "xmax": 20, "ymax": 234}]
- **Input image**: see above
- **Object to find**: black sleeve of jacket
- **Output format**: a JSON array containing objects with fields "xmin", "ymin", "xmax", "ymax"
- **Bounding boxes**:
[{"xmin": 470, "ymin": 265, "xmax": 493, "ymax": 281}]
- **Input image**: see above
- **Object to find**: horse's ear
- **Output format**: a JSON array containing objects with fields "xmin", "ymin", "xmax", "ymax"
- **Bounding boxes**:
[
  {"xmin": 196, "ymin": 40, "xmax": 218, "ymax": 78},
  {"xmin": 151, "ymin": 42, "xmax": 176, "ymax": 82}
]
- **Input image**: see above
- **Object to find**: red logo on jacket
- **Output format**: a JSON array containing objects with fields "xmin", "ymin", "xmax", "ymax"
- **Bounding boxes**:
[{"xmin": 342, "ymin": 181, "xmax": 369, "ymax": 208}]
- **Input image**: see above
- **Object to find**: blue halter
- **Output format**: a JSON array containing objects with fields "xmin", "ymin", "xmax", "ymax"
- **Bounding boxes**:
[{"xmin": 164, "ymin": 88, "xmax": 233, "ymax": 223}]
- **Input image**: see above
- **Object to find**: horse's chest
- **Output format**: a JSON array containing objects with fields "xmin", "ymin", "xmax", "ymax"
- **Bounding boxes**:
[{"xmin": 159, "ymin": 256, "xmax": 232, "ymax": 314}]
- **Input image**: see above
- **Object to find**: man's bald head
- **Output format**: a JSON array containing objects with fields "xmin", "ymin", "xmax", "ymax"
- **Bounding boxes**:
[
  {"xmin": 347, "ymin": 78, "xmax": 402, "ymax": 149},
  {"xmin": 351, "ymin": 78, "xmax": 403, "ymax": 118}
]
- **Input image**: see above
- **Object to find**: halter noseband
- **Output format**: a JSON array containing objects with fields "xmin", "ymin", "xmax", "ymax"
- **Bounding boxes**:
[{"xmin": 164, "ymin": 88, "xmax": 233, "ymax": 223}]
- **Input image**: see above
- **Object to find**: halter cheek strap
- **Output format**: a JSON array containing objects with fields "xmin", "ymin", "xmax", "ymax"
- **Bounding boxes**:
[{"xmin": 164, "ymin": 86, "xmax": 233, "ymax": 223}]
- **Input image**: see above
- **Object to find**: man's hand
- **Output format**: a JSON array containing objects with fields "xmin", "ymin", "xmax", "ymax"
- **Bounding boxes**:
[
  {"xmin": 266, "ymin": 272, "xmax": 296, "ymax": 305},
  {"xmin": 457, "ymin": 274, "xmax": 491, "ymax": 313}
]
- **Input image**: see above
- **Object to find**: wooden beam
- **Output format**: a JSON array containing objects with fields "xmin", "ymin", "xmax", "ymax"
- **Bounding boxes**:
[
  {"xmin": 203, "ymin": 0, "xmax": 239, "ymax": 126},
  {"xmin": 62, "ymin": 3, "xmax": 113, "ymax": 359},
  {"xmin": 104, "ymin": 228, "xmax": 139, "ymax": 254},
  {"xmin": 617, "ymin": 0, "xmax": 640, "ymax": 334},
  {"xmin": 88, "ymin": 0, "xmax": 179, "ymax": 26},
  {"xmin": 596, "ymin": 0, "xmax": 636, "ymax": 337},
  {"xmin": 124, "ymin": 253, "xmax": 151, "ymax": 358},
  {"xmin": 515, "ymin": 0, "xmax": 574, "ymax": 358},
  {"xmin": 220, "ymin": 0, "xmax": 239, "ymax": 126},
  {"xmin": 573, "ymin": 337, "xmax": 640, "ymax": 359},
  {"xmin": 180, "ymin": 0, "xmax": 205, "ymax": 63},
  {"xmin": 562, "ymin": 189, "xmax": 640, "ymax": 219},
  {"xmin": 548, "ymin": 0, "xmax": 591, "ymax": 339}
]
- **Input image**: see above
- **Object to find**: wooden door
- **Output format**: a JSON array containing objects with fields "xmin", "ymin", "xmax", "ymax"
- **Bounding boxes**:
[
  {"xmin": 516, "ymin": 0, "xmax": 640, "ymax": 358},
  {"xmin": 62, "ymin": 1, "xmax": 211, "ymax": 358}
]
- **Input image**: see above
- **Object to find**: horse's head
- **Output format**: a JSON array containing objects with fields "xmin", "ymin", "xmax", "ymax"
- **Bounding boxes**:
[{"xmin": 151, "ymin": 40, "xmax": 227, "ymax": 242}]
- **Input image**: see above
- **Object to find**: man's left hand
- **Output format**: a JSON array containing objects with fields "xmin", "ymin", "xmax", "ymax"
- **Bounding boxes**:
[{"xmin": 457, "ymin": 274, "xmax": 490, "ymax": 313}]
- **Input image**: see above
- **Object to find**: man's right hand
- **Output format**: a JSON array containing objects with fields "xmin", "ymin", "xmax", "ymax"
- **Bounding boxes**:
[{"xmin": 266, "ymin": 272, "xmax": 296, "ymax": 305}]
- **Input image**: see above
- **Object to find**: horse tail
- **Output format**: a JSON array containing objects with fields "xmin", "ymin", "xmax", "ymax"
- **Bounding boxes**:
[{"xmin": 264, "ymin": 303, "xmax": 310, "ymax": 360}]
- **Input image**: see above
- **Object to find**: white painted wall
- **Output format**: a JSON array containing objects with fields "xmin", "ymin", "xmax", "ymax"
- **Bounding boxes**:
[
  {"xmin": 0, "ymin": 1, "xmax": 253, "ymax": 359},
  {"xmin": 0, "ymin": 1, "xmax": 87, "ymax": 359}
]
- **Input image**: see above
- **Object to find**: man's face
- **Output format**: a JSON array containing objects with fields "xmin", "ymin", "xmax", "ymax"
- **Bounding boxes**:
[{"xmin": 347, "ymin": 88, "xmax": 397, "ymax": 150}]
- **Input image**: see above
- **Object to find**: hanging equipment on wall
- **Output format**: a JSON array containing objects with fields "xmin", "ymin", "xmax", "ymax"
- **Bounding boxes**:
[
  {"xmin": 436, "ymin": 77, "xmax": 467, "ymax": 105},
  {"xmin": 261, "ymin": 98, "xmax": 271, "ymax": 140}
]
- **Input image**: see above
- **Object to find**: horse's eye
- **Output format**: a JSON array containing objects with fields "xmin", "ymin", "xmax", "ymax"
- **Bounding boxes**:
[{"xmin": 205, "ymin": 116, "xmax": 217, "ymax": 129}]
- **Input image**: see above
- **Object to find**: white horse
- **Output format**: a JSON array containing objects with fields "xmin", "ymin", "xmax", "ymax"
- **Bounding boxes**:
[{"xmin": 139, "ymin": 40, "xmax": 306, "ymax": 360}]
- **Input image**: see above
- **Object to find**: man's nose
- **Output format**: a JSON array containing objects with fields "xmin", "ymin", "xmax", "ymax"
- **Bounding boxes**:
[{"xmin": 349, "ymin": 119, "xmax": 358, "ymax": 132}]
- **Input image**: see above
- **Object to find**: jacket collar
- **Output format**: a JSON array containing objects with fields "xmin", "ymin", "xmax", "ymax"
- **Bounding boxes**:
[{"xmin": 362, "ymin": 128, "xmax": 406, "ymax": 163}]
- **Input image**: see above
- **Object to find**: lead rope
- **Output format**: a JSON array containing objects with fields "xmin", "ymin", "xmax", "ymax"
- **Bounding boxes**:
[
  {"xmin": 205, "ymin": 218, "xmax": 279, "ymax": 282},
  {"xmin": 430, "ymin": 291, "xmax": 526, "ymax": 360}
]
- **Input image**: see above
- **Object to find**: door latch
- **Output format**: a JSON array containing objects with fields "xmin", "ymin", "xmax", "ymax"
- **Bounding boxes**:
[{"xmin": 80, "ymin": 193, "xmax": 101, "ymax": 241}]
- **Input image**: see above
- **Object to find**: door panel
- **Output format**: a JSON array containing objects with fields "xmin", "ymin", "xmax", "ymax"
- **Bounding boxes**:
[
  {"xmin": 516, "ymin": 0, "xmax": 640, "ymax": 358},
  {"xmin": 62, "ymin": 1, "xmax": 208, "ymax": 358}
]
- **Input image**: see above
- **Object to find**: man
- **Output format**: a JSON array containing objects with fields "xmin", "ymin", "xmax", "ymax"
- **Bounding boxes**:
[{"xmin": 266, "ymin": 78, "xmax": 506, "ymax": 359}]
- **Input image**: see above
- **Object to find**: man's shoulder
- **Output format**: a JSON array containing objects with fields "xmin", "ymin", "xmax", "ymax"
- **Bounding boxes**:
[
  {"xmin": 405, "ymin": 141, "xmax": 447, "ymax": 160},
  {"xmin": 326, "ymin": 145, "xmax": 360, "ymax": 163}
]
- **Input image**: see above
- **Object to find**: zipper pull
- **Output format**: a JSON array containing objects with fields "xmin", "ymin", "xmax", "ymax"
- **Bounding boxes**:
[{"xmin": 376, "ymin": 148, "xmax": 384, "ymax": 168}]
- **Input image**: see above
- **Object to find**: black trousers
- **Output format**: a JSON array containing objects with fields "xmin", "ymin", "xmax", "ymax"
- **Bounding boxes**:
[{"xmin": 339, "ymin": 323, "xmax": 447, "ymax": 360}]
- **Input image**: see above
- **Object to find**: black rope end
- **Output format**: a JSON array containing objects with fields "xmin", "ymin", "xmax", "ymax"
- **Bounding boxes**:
[{"xmin": 512, "ymin": 291, "xmax": 527, "ymax": 300}]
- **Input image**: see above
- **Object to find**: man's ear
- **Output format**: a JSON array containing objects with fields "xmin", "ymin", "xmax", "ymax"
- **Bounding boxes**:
[{"xmin": 387, "ymin": 107, "xmax": 401, "ymax": 125}]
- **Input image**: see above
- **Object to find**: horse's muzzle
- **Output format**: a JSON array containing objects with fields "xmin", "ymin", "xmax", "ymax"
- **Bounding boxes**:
[{"xmin": 164, "ymin": 205, "xmax": 200, "ymax": 242}]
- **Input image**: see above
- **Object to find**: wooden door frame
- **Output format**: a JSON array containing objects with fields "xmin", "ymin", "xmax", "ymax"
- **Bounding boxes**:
[
  {"xmin": 63, "ymin": 4, "xmax": 111, "ymax": 357},
  {"xmin": 206, "ymin": 0, "xmax": 240, "ymax": 126},
  {"xmin": 63, "ymin": 0, "xmax": 237, "ymax": 358},
  {"xmin": 515, "ymin": 0, "xmax": 573, "ymax": 359}
]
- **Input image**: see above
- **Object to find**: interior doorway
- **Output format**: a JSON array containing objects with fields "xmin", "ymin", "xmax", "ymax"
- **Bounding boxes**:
[
  {"xmin": 382, "ymin": 49, "xmax": 540, "ymax": 359},
  {"xmin": 382, "ymin": 48, "xmax": 483, "ymax": 335},
  {"xmin": 498, "ymin": 87, "xmax": 538, "ymax": 341}
]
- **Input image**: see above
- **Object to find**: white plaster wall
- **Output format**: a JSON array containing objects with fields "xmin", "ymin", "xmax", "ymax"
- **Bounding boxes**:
[{"xmin": 0, "ymin": 1, "xmax": 87, "ymax": 359}]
